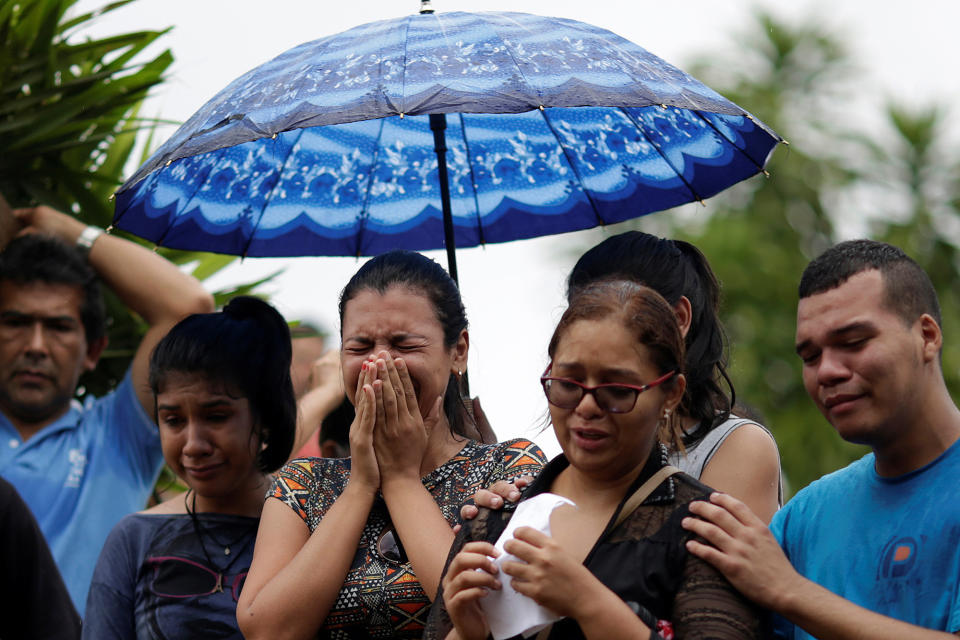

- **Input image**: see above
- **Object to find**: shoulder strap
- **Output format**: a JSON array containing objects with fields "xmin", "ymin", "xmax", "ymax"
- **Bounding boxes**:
[
  {"xmin": 533, "ymin": 465, "xmax": 682, "ymax": 640},
  {"xmin": 613, "ymin": 465, "xmax": 681, "ymax": 529}
]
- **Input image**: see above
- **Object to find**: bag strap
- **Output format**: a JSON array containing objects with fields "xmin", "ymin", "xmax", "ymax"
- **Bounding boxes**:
[
  {"xmin": 613, "ymin": 465, "xmax": 681, "ymax": 529},
  {"xmin": 532, "ymin": 465, "xmax": 682, "ymax": 640}
]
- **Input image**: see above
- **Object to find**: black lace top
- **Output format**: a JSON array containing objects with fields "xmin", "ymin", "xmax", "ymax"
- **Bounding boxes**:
[{"xmin": 425, "ymin": 446, "xmax": 762, "ymax": 640}]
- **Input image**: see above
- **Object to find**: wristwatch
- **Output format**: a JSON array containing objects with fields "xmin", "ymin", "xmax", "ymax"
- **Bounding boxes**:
[{"xmin": 76, "ymin": 225, "xmax": 104, "ymax": 256}]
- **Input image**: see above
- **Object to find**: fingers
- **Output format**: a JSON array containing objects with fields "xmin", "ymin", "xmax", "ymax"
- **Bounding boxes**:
[
  {"xmin": 708, "ymin": 491, "xmax": 763, "ymax": 527},
  {"xmin": 350, "ymin": 381, "xmax": 376, "ymax": 447},
  {"xmin": 382, "ymin": 355, "xmax": 409, "ymax": 416},
  {"xmin": 513, "ymin": 476, "xmax": 534, "ymax": 491},
  {"xmin": 681, "ymin": 513, "xmax": 734, "ymax": 552},
  {"xmin": 686, "ymin": 494, "xmax": 749, "ymax": 535},
  {"xmin": 375, "ymin": 357, "xmax": 400, "ymax": 429},
  {"xmin": 445, "ymin": 544, "xmax": 502, "ymax": 592},
  {"xmin": 460, "ymin": 503, "xmax": 480, "ymax": 521},
  {"xmin": 502, "ymin": 530, "xmax": 544, "ymax": 564},
  {"xmin": 311, "ymin": 350, "xmax": 342, "ymax": 392},
  {"xmin": 487, "ymin": 480, "xmax": 522, "ymax": 504},
  {"xmin": 353, "ymin": 360, "xmax": 372, "ymax": 406},
  {"xmin": 510, "ymin": 526, "xmax": 549, "ymax": 547},
  {"xmin": 395, "ymin": 357, "xmax": 420, "ymax": 417},
  {"xmin": 472, "ymin": 489, "xmax": 505, "ymax": 511},
  {"xmin": 423, "ymin": 394, "xmax": 443, "ymax": 432},
  {"xmin": 373, "ymin": 379, "xmax": 386, "ymax": 432}
]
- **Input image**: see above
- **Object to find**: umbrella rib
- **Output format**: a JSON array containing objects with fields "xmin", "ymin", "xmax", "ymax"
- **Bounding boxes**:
[
  {"xmin": 456, "ymin": 112, "xmax": 485, "ymax": 246},
  {"xmin": 486, "ymin": 15, "xmax": 543, "ymax": 108},
  {"xmin": 240, "ymin": 128, "xmax": 307, "ymax": 259},
  {"xmin": 355, "ymin": 117, "xmax": 388, "ymax": 257},
  {"xmin": 619, "ymin": 106, "xmax": 704, "ymax": 204},
  {"xmin": 692, "ymin": 110, "xmax": 772, "ymax": 174},
  {"xmin": 538, "ymin": 108, "xmax": 606, "ymax": 227},
  {"xmin": 399, "ymin": 15, "xmax": 412, "ymax": 114}
]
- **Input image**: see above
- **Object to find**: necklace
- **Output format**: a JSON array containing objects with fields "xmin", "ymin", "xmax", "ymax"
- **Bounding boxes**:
[{"xmin": 184, "ymin": 490, "xmax": 258, "ymax": 566}]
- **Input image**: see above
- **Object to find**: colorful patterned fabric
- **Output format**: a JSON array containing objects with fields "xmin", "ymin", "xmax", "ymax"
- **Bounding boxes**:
[{"xmin": 270, "ymin": 438, "xmax": 546, "ymax": 638}]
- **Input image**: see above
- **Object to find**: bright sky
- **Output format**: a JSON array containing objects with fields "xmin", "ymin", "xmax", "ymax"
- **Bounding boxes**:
[{"xmin": 76, "ymin": 0, "xmax": 959, "ymax": 457}]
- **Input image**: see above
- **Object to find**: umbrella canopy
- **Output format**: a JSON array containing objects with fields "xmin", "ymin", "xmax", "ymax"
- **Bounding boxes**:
[{"xmin": 113, "ymin": 10, "xmax": 782, "ymax": 264}]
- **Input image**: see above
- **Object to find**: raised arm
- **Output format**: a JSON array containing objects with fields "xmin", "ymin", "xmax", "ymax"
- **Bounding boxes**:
[
  {"xmin": 290, "ymin": 349, "xmax": 345, "ymax": 457},
  {"xmin": 372, "ymin": 354, "xmax": 455, "ymax": 601},
  {"xmin": 238, "ymin": 363, "xmax": 379, "ymax": 640},
  {"xmin": 14, "ymin": 206, "xmax": 214, "ymax": 414},
  {"xmin": 683, "ymin": 492, "xmax": 960, "ymax": 640}
]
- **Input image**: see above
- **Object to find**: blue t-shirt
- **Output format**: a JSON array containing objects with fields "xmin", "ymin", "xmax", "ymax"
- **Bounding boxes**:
[
  {"xmin": 84, "ymin": 511, "xmax": 257, "ymax": 640},
  {"xmin": 770, "ymin": 437, "xmax": 960, "ymax": 638},
  {"xmin": 0, "ymin": 371, "xmax": 162, "ymax": 614}
]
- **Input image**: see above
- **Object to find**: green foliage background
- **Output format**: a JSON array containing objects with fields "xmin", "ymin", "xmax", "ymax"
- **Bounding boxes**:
[
  {"xmin": 0, "ymin": 0, "xmax": 272, "ymax": 401},
  {"xmin": 589, "ymin": 13, "xmax": 960, "ymax": 495}
]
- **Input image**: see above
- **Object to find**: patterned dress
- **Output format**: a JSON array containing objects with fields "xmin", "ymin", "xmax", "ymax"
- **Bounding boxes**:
[{"xmin": 269, "ymin": 438, "xmax": 546, "ymax": 639}]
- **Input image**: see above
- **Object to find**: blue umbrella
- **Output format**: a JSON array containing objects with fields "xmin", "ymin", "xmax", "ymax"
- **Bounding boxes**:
[{"xmin": 113, "ymin": 8, "xmax": 782, "ymax": 281}]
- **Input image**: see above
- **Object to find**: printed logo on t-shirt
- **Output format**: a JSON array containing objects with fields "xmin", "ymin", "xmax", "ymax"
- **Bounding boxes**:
[
  {"xmin": 65, "ymin": 448, "xmax": 87, "ymax": 488},
  {"xmin": 878, "ymin": 536, "xmax": 918, "ymax": 579}
]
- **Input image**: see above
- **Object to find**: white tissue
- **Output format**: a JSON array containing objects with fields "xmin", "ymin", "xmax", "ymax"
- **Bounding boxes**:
[{"xmin": 481, "ymin": 492, "xmax": 576, "ymax": 640}]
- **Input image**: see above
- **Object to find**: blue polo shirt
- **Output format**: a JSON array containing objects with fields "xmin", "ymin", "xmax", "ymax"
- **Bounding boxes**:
[{"xmin": 0, "ymin": 371, "xmax": 163, "ymax": 615}]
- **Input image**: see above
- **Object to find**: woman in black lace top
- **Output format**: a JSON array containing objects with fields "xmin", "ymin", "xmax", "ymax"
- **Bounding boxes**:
[{"xmin": 426, "ymin": 281, "xmax": 761, "ymax": 640}]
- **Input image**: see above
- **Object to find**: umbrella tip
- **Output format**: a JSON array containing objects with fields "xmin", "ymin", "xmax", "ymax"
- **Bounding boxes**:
[
  {"xmin": 105, "ymin": 225, "xmax": 114, "ymax": 234},
  {"xmin": 419, "ymin": 0, "xmax": 434, "ymax": 14}
]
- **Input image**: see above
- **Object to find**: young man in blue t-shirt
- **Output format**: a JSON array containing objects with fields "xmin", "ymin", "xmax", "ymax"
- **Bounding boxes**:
[
  {"xmin": 684, "ymin": 240, "xmax": 960, "ymax": 639},
  {"xmin": 0, "ymin": 205, "xmax": 213, "ymax": 613}
]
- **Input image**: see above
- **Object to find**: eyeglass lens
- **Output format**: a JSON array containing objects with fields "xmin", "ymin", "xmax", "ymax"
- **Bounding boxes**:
[
  {"xmin": 377, "ymin": 528, "xmax": 408, "ymax": 564},
  {"xmin": 148, "ymin": 556, "xmax": 247, "ymax": 602},
  {"xmin": 544, "ymin": 379, "xmax": 638, "ymax": 413}
]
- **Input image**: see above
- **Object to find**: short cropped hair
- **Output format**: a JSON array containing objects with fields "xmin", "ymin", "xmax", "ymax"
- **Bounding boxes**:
[
  {"xmin": 799, "ymin": 239, "xmax": 941, "ymax": 327},
  {"xmin": 149, "ymin": 296, "xmax": 296, "ymax": 472},
  {"xmin": 0, "ymin": 234, "xmax": 106, "ymax": 344}
]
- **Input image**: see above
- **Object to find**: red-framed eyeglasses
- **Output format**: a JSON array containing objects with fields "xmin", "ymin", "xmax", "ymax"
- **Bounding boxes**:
[
  {"xmin": 146, "ymin": 556, "xmax": 247, "ymax": 602},
  {"xmin": 540, "ymin": 364, "xmax": 675, "ymax": 414}
]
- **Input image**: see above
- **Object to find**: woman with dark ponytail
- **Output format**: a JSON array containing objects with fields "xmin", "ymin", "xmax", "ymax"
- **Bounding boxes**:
[
  {"xmin": 239, "ymin": 251, "xmax": 546, "ymax": 640},
  {"xmin": 83, "ymin": 296, "xmax": 297, "ymax": 639},
  {"xmin": 567, "ymin": 232, "xmax": 781, "ymax": 521}
]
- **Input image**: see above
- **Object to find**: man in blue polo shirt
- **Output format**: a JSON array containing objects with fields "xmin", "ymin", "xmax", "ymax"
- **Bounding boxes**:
[
  {"xmin": 0, "ymin": 205, "xmax": 213, "ymax": 613},
  {"xmin": 684, "ymin": 240, "xmax": 960, "ymax": 639}
]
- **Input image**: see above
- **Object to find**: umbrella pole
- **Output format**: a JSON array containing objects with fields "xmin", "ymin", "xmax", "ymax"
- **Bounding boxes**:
[
  {"xmin": 430, "ymin": 113, "xmax": 473, "ymax": 400},
  {"xmin": 429, "ymin": 113, "xmax": 459, "ymax": 285}
]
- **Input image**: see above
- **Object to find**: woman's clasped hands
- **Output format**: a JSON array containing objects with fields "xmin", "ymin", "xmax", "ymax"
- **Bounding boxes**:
[{"xmin": 349, "ymin": 351, "xmax": 443, "ymax": 493}]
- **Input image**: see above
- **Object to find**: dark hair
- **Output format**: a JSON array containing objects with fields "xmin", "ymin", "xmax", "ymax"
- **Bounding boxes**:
[
  {"xmin": 548, "ymin": 280, "xmax": 686, "ymax": 451},
  {"xmin": 567, "ymin": 231, "xmax": 733, "ymax": 446},
  {"xmin": 0, "ymin": 234, "xmax": 106, "ymax": 344},
  {"xmin": 148, "ymin": 296, "xmax": 295, "ymax": 472},
  {"xmin": 321, "ymin": 398, "xmax": 354, "ymax": 453},
  {"xmin": 339, "ymin": 250, "xmax": 471, "ymax": 438},
  {"xmin": 799, "ymin": 239, "xmax": 941, "ymax": 326}
]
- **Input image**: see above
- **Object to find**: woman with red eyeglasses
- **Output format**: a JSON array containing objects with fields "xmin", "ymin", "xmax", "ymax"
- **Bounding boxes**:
[
  {"xmin": 82, "ymin": 297, "xmax": 296, "ymax": 639},
  {"xmin": 425, "ymin": 281, "xmax": 762, "ymax": 640}
]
